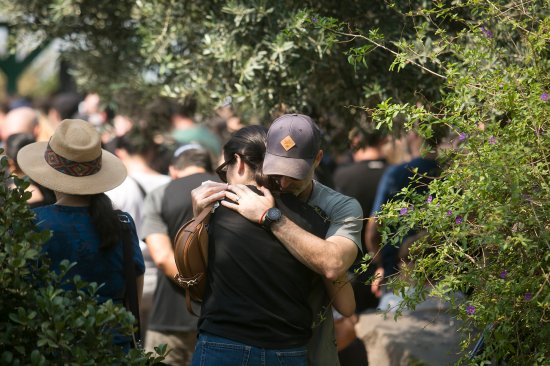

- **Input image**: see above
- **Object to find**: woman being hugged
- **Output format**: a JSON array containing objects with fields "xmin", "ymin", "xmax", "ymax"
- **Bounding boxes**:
[{"xmin": 17, "ymin": 119, "xmax": 145, "ymax": 350}]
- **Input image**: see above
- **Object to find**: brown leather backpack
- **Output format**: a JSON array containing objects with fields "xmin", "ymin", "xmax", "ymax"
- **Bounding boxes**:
[{"xmin": 173, "ymin": 206, "xmax": 212, "ymax": 315}]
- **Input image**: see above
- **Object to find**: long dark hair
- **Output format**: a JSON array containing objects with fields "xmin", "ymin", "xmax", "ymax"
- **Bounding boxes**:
[
  {"xmin": 89, "ymin": 193, "xmax": 122, "ymax": 249},
  {"xmin": 223, "ymin": 125, "xmax": 269, "ymax": 186}
]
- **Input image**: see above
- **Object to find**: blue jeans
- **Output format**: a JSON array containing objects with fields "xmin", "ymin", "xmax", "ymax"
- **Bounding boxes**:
[{"xmin": 191, "ymin": 333, "xmax": 307, "ymax": 366}]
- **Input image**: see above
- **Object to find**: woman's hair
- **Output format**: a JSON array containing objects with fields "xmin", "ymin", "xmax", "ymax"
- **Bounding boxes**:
[
  {"xmin": 89, "ymin": 193, "xmax": 122, "ymax": 250},
  {"xmin": 223, "ymin": 125, "xmax": 269, "ymax": 186}
]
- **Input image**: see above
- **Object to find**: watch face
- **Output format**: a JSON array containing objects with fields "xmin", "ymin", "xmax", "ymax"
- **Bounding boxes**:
[{"xmin": 266, "ymin": 208, "xmax": 282, "ymax": 222}]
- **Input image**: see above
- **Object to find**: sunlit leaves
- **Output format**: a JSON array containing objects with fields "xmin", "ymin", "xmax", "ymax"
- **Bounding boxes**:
[{"xmin": 366, "ymin": 2, "xmax": 549, "ymax": 363}]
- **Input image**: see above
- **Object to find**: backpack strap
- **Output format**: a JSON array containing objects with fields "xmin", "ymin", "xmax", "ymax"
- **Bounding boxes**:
[
  {"xmin": 119, "ymin": 212, "xmax": 142, "ymax": 349},
  {"xmin": 128, "ymin": 176, "xmax": 147, "ymax": 199},
  {"xmin": 188, "ymin": 205, "xmax": 212, "ymax": 231}
]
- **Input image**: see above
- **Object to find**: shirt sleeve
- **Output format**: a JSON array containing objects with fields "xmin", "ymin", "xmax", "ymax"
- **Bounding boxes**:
[
  {"xmin": 325, "ymin": 194, "xmax": 364, "ymax": 252},
  {"xmin": 308, "ymin": 182, "xmax": 364, "ymax": 252},
  {"xmin": 141, "ymin": 184, "xmax": 169, "ymax": 239}
]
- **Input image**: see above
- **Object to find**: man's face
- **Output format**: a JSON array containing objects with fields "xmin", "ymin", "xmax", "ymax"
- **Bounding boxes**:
[
  {"xmin": 269, "ymin": 150, "xmax": 322, "ymax": 201},
  {"xmin": 272, "ymin": 174, "xmax": 311, "ymax": 198}
]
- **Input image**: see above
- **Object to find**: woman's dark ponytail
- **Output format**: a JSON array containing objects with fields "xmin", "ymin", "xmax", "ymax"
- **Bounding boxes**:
[{"xmin": 89, "ymin": 193, "xmax": 122, "ymax": 250}]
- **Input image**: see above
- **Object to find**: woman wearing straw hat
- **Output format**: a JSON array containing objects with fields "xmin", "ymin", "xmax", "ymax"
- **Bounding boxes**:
[{"xmin": 17, "ymin": 119, "xmax": 145, "ymax": 350}]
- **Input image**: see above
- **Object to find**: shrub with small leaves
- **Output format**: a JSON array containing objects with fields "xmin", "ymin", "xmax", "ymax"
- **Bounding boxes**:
[{"xmin": 311, "ymin": 1, "xmax": 549, "ymax": 364}]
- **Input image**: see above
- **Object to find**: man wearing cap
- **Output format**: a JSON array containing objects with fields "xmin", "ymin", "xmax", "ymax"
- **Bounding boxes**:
[{"xmin": 192, "ymin": 114, "xmax": 363, "ymax": 366}]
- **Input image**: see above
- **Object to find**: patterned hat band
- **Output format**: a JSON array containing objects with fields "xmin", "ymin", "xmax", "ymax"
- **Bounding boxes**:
[{"xmin": 44, "ymin": 143, "xmax": 102, "ymax": 177}]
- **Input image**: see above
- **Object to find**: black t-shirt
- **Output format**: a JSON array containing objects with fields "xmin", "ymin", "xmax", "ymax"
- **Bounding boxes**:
[
  {"xmin": 198, "ymin": 189, "xmax": 329, "ymax": 348},
  {"xmin": 333, "ymin": 159, "xmax": 387, "ymax": 312},
  {"xmin": 148, "ymin": 172, "xmax": 219, "ymax": 331},
  {"xmin": 162, "ymin": 173, "xmax": 219, "ymax": 242}
]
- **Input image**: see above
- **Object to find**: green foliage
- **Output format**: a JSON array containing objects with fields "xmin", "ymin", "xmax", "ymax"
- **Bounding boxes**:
[
  {"xmin": 334, "ymin": 1, "xmax": 549, "ymax": 364},
  {"xmin": 0, "ymin": 150, "xmax": 166, "ymax": 364},
  {"xmin": 1, "ymin": 0, "xmax": 444, "ymax": 150}
]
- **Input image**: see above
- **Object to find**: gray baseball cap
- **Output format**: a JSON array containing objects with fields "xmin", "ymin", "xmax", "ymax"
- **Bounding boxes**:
[{"xmin": 263, "ymin": 114, "xmax": 321, "ymax": 180}]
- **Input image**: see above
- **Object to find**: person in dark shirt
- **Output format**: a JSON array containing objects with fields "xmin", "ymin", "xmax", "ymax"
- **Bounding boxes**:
[
  {"xmin": 191, "ymin": 125, "xmax": 354, "ymax": 366},
  {"xmin": 333, "ymin": 126, "xmax": 388, "ymax": 313},
  {"xmin": 142, "ymin": 144, "xmax": 218, "ymax": 365}
]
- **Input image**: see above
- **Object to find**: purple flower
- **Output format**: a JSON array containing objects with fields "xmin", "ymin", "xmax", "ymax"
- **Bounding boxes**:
[
  {"xmin": 535, "ymin": 127, "xmax": 545, "ymax": 136},
  {"xmin": 459, "ymin": 132, "xmax": 467, "ymax": 141},
  {"xmin": 427, "ymin": 195, "xmax": 433, "ymax": 203},
  {"xmin": 541, "ymin": 92, "xmax": 549, "ymax": 101},
  {"xmin": 499, "ymin": 270, "xmax": 508, "ymax": 279},
  {"xmin": 466, "ymin": 305, "xmax": 476, "ymax": 315},
  {"xmin": 311, "ymin": 17, "xmax": 318, "ymax": 23},
  {"xmin": 524, "ymin": 292, "xmax": 532, "ymax": 301},
  {"xmin": 455, "ymin": 215, "xmax": 463, "ymax": 224},
  {"xmin": 489, "ymin": 136, "xmax": 497, "ymax": 145},
  {"xmin": 480, "ymin": 26, "xmax": 493, "ymax": 38},
  {"xmin": 399, "ymin": 207, "xmax": 409, "ymax": 215},
  {"xmin": 447, "ymin": 210, "xmax": 453, "ymax": 216}
]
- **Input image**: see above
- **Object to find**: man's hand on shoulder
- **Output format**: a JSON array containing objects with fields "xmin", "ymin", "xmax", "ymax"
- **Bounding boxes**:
[
  {"xmin": 191, "ymin": 180, "xmax": 228, "ymax": 216},
  {"xmin": 222, "ymin": 184, "xmax": 274, "ymax": 224}
]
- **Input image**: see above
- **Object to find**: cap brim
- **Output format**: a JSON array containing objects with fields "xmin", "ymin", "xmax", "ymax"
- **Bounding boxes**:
[
  {"xmin": 17, "ymin": 141, "xmax": 127, "ymax": 195},
  {"xmin": 262, "ymin": 152, "xmax": 313, "ymax": 180}
]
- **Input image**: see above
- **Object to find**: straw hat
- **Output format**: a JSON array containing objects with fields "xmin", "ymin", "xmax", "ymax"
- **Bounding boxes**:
[{"xmin": 17, "ymin": 119, "xmax": 127, "ymax": 195}]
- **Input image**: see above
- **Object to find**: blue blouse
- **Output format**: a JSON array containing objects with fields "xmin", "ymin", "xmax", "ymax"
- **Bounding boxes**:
[{"xmin": 33, "ymin": 205, "xmax": 145, "ymax": 304}]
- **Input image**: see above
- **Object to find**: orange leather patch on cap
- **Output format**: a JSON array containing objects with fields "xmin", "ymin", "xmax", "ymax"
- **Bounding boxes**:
[{"xmin": 280, "ymin": 135, "xmax": 296, "ymax": 151}]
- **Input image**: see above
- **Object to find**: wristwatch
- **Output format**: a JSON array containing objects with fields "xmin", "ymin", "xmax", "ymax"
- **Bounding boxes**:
[{"xmin": 261, "ymin": 207, "xmax": 282, "ymax": 230}]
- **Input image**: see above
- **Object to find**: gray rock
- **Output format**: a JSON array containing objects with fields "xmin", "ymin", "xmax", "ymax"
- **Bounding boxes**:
[{"xmin": 356, "ymin": 307, "xmax": 465, "ymax": 366}]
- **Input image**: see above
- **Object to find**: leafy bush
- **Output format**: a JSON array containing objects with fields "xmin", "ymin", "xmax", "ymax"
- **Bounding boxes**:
[
  {"xmin": 0, "ymin": 152, "xmax": 165, "ymax": 365},
  {"xmin": 312, "ymin": 1, "xmax": 549, "ymax": 364}
]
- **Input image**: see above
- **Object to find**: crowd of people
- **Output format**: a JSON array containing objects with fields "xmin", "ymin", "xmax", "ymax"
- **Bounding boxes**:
[{"xmin": 0, "ymin": 91, "xmax": 451, "ymax": 366}]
